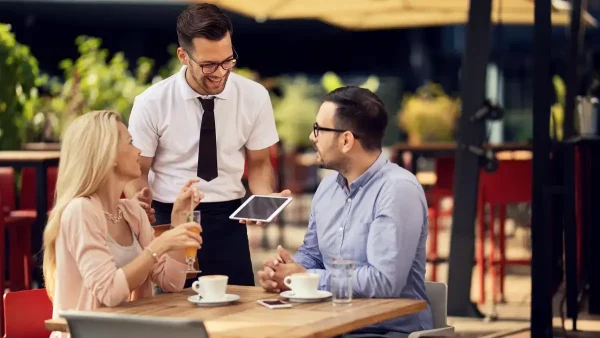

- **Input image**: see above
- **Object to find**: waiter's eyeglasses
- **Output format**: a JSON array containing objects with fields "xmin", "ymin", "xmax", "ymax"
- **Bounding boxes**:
[
  {"xmin": 185, "ymin": 47, "xmax": 238, "ymax": 74},
  {"xmin": 313, "ymin": 123, "xmax": 360, "ymax": 139}
]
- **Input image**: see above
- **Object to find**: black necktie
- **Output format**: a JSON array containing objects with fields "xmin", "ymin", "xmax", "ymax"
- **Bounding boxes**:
[{"xmin": 197, "ymin": 97, "xmax": 218, "ymax": 181}]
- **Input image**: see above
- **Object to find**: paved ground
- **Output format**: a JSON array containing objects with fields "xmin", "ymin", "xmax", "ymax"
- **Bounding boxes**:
[{"xmin": 245, "ymin": 193, "xmax": 600, "ymax": 337}]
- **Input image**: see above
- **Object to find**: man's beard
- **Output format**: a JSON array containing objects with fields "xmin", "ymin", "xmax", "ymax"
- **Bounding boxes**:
[
  {"xmin": 193, "ymin": 70, "xmax": 229, "ymax": 95},
  {"xmin": 315, "ymin": 147, "xmax": 347, "ymax": 173}
]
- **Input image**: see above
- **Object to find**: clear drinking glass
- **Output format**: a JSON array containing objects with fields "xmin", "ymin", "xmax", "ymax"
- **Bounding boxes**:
[
  {"xmin": 331, "ymin": 259, "xmax": 354, "ymax": 305},
  {"xmin": 184, "ymin": 210, "xmax": 202, "ymax": 274}
]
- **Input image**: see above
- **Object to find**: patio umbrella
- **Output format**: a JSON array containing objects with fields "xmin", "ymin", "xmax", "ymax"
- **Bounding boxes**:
[{"xmin": 200, "ymin": 0, "xmax": 596, "ymax": 29}]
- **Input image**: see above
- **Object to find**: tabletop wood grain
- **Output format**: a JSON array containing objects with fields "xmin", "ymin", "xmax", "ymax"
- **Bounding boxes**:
[{"xmin": 45, "ymin": 285, "xmax": 427, "ymax": 338}]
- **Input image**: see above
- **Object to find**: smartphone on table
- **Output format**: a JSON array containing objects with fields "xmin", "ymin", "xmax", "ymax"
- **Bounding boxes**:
[{"xmin": 256, "ymin": 299, "xmax": 292, "ymax": 309}]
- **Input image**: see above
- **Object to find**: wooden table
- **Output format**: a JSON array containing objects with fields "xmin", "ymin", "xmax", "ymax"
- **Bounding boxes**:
[{"xmin": 45, "ymin": 286, "xmax": 427, "ymax": 338}]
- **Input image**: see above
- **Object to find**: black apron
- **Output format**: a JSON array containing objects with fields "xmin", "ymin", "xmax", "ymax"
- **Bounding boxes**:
[{"xmin": 152, "ymin": 199, "xmax": 255, "ymax": 287}]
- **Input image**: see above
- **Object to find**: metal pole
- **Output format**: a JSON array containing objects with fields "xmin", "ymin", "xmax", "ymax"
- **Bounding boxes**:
[
  {"xmin": 531, "ymin": 0, "xmax": 553, "ymax": 336},
  {"xmin": 563, "ymin": 0, "xmax": 587, "ymax": 329},
  {"xmin": 447, "ymin": 0, "xmax": 492, "ymax": 317},
  {"xmin": 564, "ymin": 0, "xmax": 587, "ymax": 140}
]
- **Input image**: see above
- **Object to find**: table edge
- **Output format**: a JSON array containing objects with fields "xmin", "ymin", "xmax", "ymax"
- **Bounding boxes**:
[{"xmin": 44, "ymin": 299, "xmax": 428, "ymax": 336}]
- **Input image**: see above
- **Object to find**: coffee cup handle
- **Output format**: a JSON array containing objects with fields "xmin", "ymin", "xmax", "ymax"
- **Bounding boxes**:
[
  {"xmin": 192, "ymin": 281, "xmax": 202, "ymax": 295},
  {"xmin": 284, "ymin": 276, "xmax": 293, "ymax": 288}
]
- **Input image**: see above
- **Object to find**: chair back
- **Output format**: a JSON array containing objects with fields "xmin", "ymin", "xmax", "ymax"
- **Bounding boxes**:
[
  {"xmin": 479, "ymin": 159, "xmax": 532, "ymax": 204},
  {"xmin": 0, "ymin": 168, "xmax": 16, "ymax": 214},
  {"xmin": 427, "ymin": 157, "xmax": 455, "ymax": 207},
  {"xmin": 61, "ymin": 311, "xmax": 209, "ymax": 338},
  {"xmin": 434, "ymin": 157, "xmax": 455, "ymax": 192},
  {"xmin": 425, "ymin": 281, "xmax": 448, "ymax": 329},
  {"xmin": 4, "ymin": 289, "xmax": 53, "ymax": 338},
  {"xmin": 19, "ymin": 167, "xmax": 58, "ymax": 210}
]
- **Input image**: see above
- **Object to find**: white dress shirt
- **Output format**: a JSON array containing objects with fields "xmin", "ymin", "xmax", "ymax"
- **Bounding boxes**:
[{"xmin": 128, "ymin": 66, "xmax": 279, "ymax": 203}]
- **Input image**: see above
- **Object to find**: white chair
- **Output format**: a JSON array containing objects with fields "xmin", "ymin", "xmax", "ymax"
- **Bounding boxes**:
[
  {"xmin": 407, "ymin": 281, "xmax": 455, "ymax": 337},
  {"xmin": 60, "ymin": 310, "xmax": 209, "ymax": 338}
]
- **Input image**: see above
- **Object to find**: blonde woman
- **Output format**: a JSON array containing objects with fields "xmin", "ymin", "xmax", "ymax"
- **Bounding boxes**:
[{"xmin": 43, "ymin": 111, "xmax": 203, "ymax": 336}]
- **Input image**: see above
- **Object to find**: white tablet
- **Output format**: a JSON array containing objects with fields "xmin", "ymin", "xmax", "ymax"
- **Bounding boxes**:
[{"xmin": 229, "ymin": 195, "xmax": 293, "ymax": 223}]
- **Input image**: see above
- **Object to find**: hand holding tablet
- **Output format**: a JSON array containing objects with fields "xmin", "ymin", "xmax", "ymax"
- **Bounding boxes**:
[{"xmin": 230, "ymin": 192, "xmax": 293, "ymax": 226}]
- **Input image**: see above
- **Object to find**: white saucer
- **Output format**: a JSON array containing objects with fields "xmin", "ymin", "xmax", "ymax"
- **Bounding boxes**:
[
  {"xmin": 279, "ymin": 290, "xmax": 332, "ymax": 303},
  {"xmin": 187, "ymin": 294, "xmax": 240, "ymax": 307}
]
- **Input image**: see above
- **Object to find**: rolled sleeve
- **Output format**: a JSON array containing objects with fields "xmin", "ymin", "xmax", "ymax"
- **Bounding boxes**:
[
  {"xmin": 150, "ymin": 254, "xmax": 187, "ymax": 292},
  {"xmin": 133, "ymin": 203, "xmax": 187, "ymax": 292},
  {"xmin": 245, "ymin": 89, "xmax": 279, "ymax": 151},
  {"xmin": 128, "ymin": 97, "xmax": 158, "ymax": 157}
]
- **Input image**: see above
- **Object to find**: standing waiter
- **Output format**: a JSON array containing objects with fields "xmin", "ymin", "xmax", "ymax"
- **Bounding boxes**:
[{"xmin": 125, "ymin": 3, "xmax": 287, "ymax": 287}]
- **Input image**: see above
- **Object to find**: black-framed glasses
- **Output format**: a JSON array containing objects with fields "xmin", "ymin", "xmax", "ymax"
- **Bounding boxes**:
[
  {"xmin": 313, "ymin": 122, "xmax": 360, "ymax": 139},
  {"xmin": 185, "ymin": 47, "xmax": 238, "ymax": 74}
]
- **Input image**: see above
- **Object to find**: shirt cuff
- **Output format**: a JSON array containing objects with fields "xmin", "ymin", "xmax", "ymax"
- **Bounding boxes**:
[
  {"xmin": 245, "ymin": 134, "xmax": 279, "ymax": 151},
  {"xmin": 160, "ymin": 255, "xmax": 188, "ymax": 292}
]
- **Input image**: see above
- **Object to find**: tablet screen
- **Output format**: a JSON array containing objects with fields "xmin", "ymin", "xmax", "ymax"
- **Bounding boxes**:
[{"xmin": 231, "ymin": 196, "xmax": 290, "ymax": 221}]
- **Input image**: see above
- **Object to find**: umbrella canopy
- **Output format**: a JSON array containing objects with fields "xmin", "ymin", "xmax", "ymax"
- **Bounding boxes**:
[{"xmin": 200, "ymin": 0, "xmax": 596, "ymax": 30}]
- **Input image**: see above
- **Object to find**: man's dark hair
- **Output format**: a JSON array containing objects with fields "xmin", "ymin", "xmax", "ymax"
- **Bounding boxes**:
[
  {"xmin": 177, "ymin": 3, "xmax": 233, "ymax": 50},
  {"xmin": 323, "ymin": 86, "xmax": 388, "ymax": 151}
]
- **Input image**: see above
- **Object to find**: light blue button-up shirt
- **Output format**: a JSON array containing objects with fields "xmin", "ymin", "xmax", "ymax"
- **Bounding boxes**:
[{"xmin": 293, "ymin": 153, "xmax": 433, "ymax": 334}]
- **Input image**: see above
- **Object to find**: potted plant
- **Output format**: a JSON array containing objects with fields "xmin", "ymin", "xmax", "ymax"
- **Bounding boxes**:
[{"xmin": 398, "ymin": 82, "xmax": 460, "ymax": 145}]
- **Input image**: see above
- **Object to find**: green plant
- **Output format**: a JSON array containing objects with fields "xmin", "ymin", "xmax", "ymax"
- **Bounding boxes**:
[
  {"xmin": 154, "ymin": 44, "xmax": 181, "ymax": 82},
  {"xmin": 321, "ymin": 71, "xmax": 380, "ymax": 93},
  {"xmin": 551, "ymin": 75, "xmax": 565, "ymax": 140},
  {"xmin": 272, "ymin": 75, "xmax": 322, "ymax": 151},
  {"xmin": 0, "ymin": 23, "xmax": 42, "ymax": 149},
  {"xmin": 398, "ymin": 82, "xmax": 460, "ymax": 144},
  {"xmin": 41, "ymin": 36, "xmax": 154, "ymax": 137}
]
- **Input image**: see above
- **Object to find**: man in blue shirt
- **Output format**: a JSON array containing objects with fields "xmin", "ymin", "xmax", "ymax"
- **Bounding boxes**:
[{"xmin": 257, "ymin": 86, "xmax": 433, "ymax": 337}]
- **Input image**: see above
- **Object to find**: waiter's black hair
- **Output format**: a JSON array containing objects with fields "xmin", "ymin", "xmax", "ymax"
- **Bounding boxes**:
[{"xmin": 177, "ymin": 3, "xmax": 233, "ymax": 49}]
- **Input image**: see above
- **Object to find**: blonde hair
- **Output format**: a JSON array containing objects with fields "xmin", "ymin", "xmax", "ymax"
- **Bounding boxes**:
[{"xmin": 43, "ymin": 110, "xmax": 122, "ymax": 299}]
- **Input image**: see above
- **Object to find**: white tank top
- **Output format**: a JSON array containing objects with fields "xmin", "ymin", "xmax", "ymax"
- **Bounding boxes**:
[{"xmin": 106, "ymin": 226, "xmax": 143, "ymax": 269}]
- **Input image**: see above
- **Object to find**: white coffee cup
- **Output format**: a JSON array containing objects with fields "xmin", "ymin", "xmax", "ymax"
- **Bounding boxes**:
[
  {"xmin": 284, "ymin": 273, "xmax": 320, "ymax": 297},
  {"xmin": 192, "ymin": 275, "xmax": 228, "ymax": 301}
]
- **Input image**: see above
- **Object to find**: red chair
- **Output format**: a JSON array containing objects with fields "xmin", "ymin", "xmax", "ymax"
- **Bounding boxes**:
[
  {"xmin": 426, "ymin": 157, "xmax": 455, "ymax": 282},
  {"xmin": 476, "ymin": 159, "xmax": 532, "ymax": 304},
  {"xmin": 0, "ymin": 197, "xmax": 6, "ymax": 335},
  {"xmin": 13, "ymin": 166, "xmax": 58, "ymax": 291},
  {"xmin": 0, "ymin": 168, "xmax": 35, "ymax": 291},
  {"xmin": 4, "ymin": 288, "xmax": 52, "ymax": 338},
  {"xmin": 18, "ymin": 167, "xmax": 58, "ymax": 211}
]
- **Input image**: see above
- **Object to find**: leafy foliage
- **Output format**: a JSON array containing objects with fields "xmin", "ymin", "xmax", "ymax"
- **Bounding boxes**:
[
  {"xmin": 272, "ymin": 75, "xmax": 322, "ymax": 150},
  {"xmin": 321, "ymin": 71, "xmax": 380, "ymax": 93},
  {"xmin": 40, "ymin": 36, "xmax": 154, "ymax": 136},
  {"xmin": 0, "ymin": 23, "xmax": 42, "ymax": 149},
  {"xmin": 398, "ymin": 82, "xmax": 460, "ymax": 144},
  {"xmin": 551, "ymin": 75, "xmax": 565, "ymax": 140}
]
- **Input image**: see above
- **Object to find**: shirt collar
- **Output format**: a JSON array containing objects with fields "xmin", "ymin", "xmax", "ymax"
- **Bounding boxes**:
[
  {"xmin": 178, "ymin": 65, "xmax": 232, "ymax": 101},
  {"xmin": 336, "ymin": 151, "xmax": 388, "ymax": 192}
]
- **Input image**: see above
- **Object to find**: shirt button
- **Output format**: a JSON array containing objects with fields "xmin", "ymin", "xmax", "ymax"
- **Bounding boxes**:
[
  {"xmin": 339, "ymin": 227, "xmax": 343, "ymax": 232},
  {"xmin": 347, "ymin": 198, "xmax": 351, "ymax": 203}
]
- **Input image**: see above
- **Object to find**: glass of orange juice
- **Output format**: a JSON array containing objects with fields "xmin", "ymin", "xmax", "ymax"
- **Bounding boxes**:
[{"xmin": 184, "ymin": 210, "xmax": 202, "ymax": 273}]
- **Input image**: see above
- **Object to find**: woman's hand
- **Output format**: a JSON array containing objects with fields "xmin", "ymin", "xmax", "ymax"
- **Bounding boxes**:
[
  {"xmin": 171, "ymin": 178, "xmax": 204, "ymax": 226},
  {"xmin": 147, "ymin": 222, "xmax": 202, "ymax": 255}
]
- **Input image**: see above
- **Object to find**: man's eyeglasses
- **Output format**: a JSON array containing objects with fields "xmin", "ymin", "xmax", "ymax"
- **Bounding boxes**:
[
  {"xmin": 313, "ymin": 123, "xmax": 360, "ymax": 139},
  {"xmin": 185, "ymin": 47, "xmax": 238, "ymax": 74}
]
